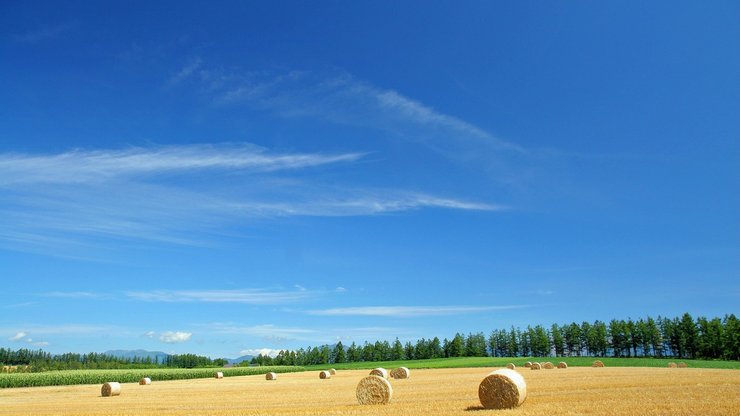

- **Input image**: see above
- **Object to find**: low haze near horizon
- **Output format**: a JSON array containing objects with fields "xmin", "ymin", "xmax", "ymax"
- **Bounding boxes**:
[{"xmin": 1, "ymin": 1, "xmax": 738, "ymax": 358}]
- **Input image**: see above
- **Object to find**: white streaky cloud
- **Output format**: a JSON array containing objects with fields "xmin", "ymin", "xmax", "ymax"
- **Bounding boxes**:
[
  {"xmin": 159, "ymin": 331, "xmax": 192, "ymax": 344},
  {"xmin": 0, "ymin": 143, "xmax": 502, "ymax": 257},
  {"xmin": 0, "ymin": 144, "xmax": 363, "ymax": 185},
  {"xmin": 198, "ymin": 323, "xmax": 317, "ymax": 343},
  {"xmin": 166, "ymin": 57, "xmax": 203, "ymax": 86},
  {"xmin": 13, "ymin": 22, "xmax": 76, "ymax": 43},
  {"xmin": 208, "ymin": 70, "xmax": 525, "ymax": 153},
  {"xmin": 239, "ymin": 348, "xmax": 281, "ymax": 358},
  {"xmin": 197, "ymin": 323, "xmax": 407, "ymax": 344},
  {"xmin": 144, "ymin": 331, "xmax": 156, "ymax": 338},
  {"xmin": 41, "ymin": 291, "xmax": 101, "ymax": 299},
  {"xmin": 9, "ymin": 332, "xmax": 27, "ymax": 341},
  {"xmin": 309, "ymin": 305, "xmax": 531, "ymax": 317},
  {"xmin": 126, "ymin": 289, "xmax": 317, "ymax": 304}
]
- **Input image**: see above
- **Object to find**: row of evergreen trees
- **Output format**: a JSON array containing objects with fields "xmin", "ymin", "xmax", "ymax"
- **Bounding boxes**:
[
  {"xmin": 250, "ymin": 313, "xmax": 739, "ymax": 366},
  {"xmin": 0, "ymin": 349, "xmax": 227, "ymax": 371}
]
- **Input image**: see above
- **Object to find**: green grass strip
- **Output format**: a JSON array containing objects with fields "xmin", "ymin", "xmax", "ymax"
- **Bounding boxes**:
[{"xmin": 0, "ymin": 366, "xmax": 304, "ymax": 388}]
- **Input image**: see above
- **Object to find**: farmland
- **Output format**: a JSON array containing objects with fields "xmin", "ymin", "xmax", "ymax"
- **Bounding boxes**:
[
  {"xmin": 0, "ymin": 366, "xmax": 303, "ymax": 389},
  {"xmin": 0, "ymin": 367, "xmax": 738, "ymax": 415},
  {"xmin": 304, "ymin": 356, "xmax": 740, "ymax": 371}
]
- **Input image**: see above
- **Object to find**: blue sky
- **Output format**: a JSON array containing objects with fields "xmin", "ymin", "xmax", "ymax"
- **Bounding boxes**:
[{"xmin": 1, "ymin": 1, "xmax": 738, "ymax": 358}]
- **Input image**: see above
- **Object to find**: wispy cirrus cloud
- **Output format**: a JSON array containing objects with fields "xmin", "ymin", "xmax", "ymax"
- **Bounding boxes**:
[
  {"xmin": 12, "ymin": 22, "xmax": 77, "ymax": 43},
  {"xmin": 199, "ymin": 323, "xmax": 408, "ymax": 344},
  {"xmin": 309, "ymin": 305, "xmax": 531, "ymax": 318},
  {"xmin": 41, "ymin": 291, "xmax": 103, "ymax": 299},
  {"xmin": 0, "ymin": 143, "xmax": 500, "ymax": 257},
  {"xmin": 0, "ymin": 143, "xmax": 362, "ymax": 186},
  {"xmin": 181, "ymin": 67, "xmax": 525, "ymax": 155},
  {"xmin": 126, "ymin": 288, "xmax": 318, "ymax": 304}
]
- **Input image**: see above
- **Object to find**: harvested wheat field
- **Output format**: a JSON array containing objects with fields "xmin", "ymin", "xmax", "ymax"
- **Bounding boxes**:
[{"xmin": 0, "ymin": 367, "xmax": 738, "ymax": 415}]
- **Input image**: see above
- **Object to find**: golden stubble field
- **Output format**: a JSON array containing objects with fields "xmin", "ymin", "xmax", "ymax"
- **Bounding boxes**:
[{"xmin": 1, "ymin": 367, "xmax": 739, "ymax": 416}]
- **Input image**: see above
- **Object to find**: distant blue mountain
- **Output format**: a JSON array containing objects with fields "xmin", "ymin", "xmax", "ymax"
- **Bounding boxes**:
[
  {"xmin": 104, "ymin": 349, "xmax": 253, "ymax": 365},
  {"xmin": 104, "ymin": 349, "xmax": 169, "ymax": 363},
  {"xmin": 227, "ymin": 355, "xmax": 254, "ymax": 365}
]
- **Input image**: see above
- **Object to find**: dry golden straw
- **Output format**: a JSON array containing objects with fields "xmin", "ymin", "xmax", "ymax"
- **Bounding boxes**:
[
  {"xmin": 369, "ymin": 368, "xmax": 389, "ymax": 379},
  {"xmin": 543, "ymin": 362, "xmax": 555, "ymax": 369},
  {"xmin": 138, "ymin": 377, "xmax": 151, "ymax": 385},
  {"xmin": 329, "ymin": 368, "xmax": 337, "ymax": 375},
  {"xmin": 478, "ymin": 368, "xmax": 527, "ymax": 409},
  {"xmin": 100, "ymin": 382, "xmax": 121, "ymax": 397},
  {"xmin": 214, "ymin": 372, "xmax": 224, "ymax": 379},
  {"xmin": 319, "ymin": 370, "xmax": 331, "ymax": 379},
  {"xmin": 265, "ymin": 372, "xmax": 277, "ymax": 380},
  {"xmin": 506, "ymin": 363, "xmax": 516, "ymax": 370},
  {"xmin": 356, "ymin": 375, "xmax": 393, "ymax": 405},
  {"xmin": 524, "ymin": 361, "xmax": 532, "ymax": 368},
  {"xmin": 592, "ymin": 360, "xmax": 605, "ymax": 367},
  {"xmin": 668, "ymin": 362, "xmax": 677, "ymax": 368},
  {"xmin": 530, "ymin": 362, "xmax": 541, "ymax": 370},
  {"xmin": 390, "ymin": 367, "xmax": 410, "ymax": 379},
  {"xmin": 678, "ymin": 362, "xmax": 688, "ymax": 368},
  {"xmin": 557, "ymin": 362, "xmax": 568, "ymax": 369}
]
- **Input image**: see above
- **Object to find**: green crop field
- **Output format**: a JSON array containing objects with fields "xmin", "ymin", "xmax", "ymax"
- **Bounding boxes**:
[
  {"xmin": 2, "ymin": 356, "xmax": 738, "ymax": 389},
  {"xmin": 304, "ymin": 356, "xmax": 740, "ymax": 371},
  {"xmin": 0, "ymin": 366, "xmax": 304, "ymax": 388}
]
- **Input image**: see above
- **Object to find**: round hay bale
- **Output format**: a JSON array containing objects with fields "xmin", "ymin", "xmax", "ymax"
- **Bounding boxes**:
[
  {"xmin": 524, "ymin": 361, "xmax": 532, "ymax": 368},
  {"xmin": 592, "ymin": 360, "xmax": 605, "ymax": 367},
  {"xmin": 356, "ymin": 375, "xmax": 393, "ymax": 405},
  {"xmin": 329, "ymin": 368, "xmax": 337, "ymax": 375},
  {"xmin": 138, "ymin": 377, "xmax": 151, "ymax": 385},
  {"xmin": 265, "ymin": 372, "xmax": 277, "ymax": 380},
  {"xmin": 506, "ymin": 363, "xmax": 516, "ymax": 370},
  {"xmin": 678, "ymin": 362, "xmax": 688, "ymax": 368},
  {"xmin": 557, "ymin": 362, "xmax": 568, "ymax": 369},
  {"xmin": 369, "ymin": 368, "xmax": 389, "ymax": 379},
  {"xmin": 667, "ymin": 362, "xmax": 677, "ymax": 368},
  {"xmin": 530, "ymin": 362, "xmax": 541, "ymax": 370},
  {"xmin": 101, "ymin": 382, "xmax": 121, "ymax": 397},
  {"xmin": 478, "ymin": 368, "xmax": 527, "ymax": 409},
  {"xmin": 319, "ymin": 370, "xmax": 331, "ymax": 379},
  {"xmin": 543, "ymin": 362, "xmax": 554, "ymax": 369},
  {"xmin": 214, "ymin": 371, "xmax": 224, "ymax": 379},
  {"xmin": 390, "ymin": 367, "xmax": 410, "ymax": 379}
]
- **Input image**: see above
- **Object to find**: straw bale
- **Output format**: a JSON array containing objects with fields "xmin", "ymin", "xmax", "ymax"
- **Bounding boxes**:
[
  {"xmin": 356, "ymin": 375, "xmax": 393, "ymax": 405},
  {"xmin": 369, "ymin": 368, "xmax": 389, "ymax": 379},
  {"xmin": 101, "ymin": 382, "xmax": 121, "ymax": 397},
  {"xmin": 478, "ymin": 368, "xmax": 527, "ymax": 409}
]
